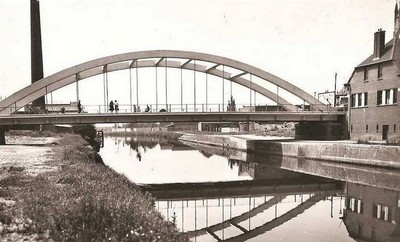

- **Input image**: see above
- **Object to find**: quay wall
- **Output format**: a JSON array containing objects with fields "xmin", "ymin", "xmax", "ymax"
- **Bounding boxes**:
[{"xmin": 179, "ymin": 135, "xmax": 400, "ymax": 169}]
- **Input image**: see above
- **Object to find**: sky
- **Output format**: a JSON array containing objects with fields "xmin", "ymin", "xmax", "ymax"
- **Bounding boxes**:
[{"xmin": 0, "ymin": 0, "xmax": 396, "ymax": 110}]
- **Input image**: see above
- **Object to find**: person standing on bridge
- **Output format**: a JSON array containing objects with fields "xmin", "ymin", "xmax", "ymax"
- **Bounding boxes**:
[
  {"xmin": 133, "ymin": 105, "xmax": 137, "ymax": 113},
  {"xmin": 77, "ymin": 100, "xmax": 82, "ymax": 113},
  {"xmin": 109, "ymin": 100, "xmax": 114, "ymax": 113},
  {"xmin": 115, "ymin": 100, "xmax": 119, "ymax": 113}
]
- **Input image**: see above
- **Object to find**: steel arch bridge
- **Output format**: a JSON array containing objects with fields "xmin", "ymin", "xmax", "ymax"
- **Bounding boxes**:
[{"xmin": 0, "ymin": 50, "xmax": 330, "ymax": 115}]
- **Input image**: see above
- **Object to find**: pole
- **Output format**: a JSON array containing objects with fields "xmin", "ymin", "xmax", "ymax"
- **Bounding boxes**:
[
  {"xmin": 194, "ymin": 60, "xmax": 196, "ymax": 111},
  {"xmin": 76, "ymin": 79, "xmax": 79, "ymax": 104},
  {"xmin": 165, "ymin": 58, "xmax": 168, "ymax": 111},
  {"xmin": 103, "ymin": 71, "xmax": 106, "ymax": 112},
  {"xmin": 250, "ymin": 74, "xmax": 252, "ymax": 108},
  {"xmin": 206, "ymin": 73, "xmax": 208, "ymax": 111},
  {"xmin": 180, "ymin": 68, "xmax": 183, "ymax": 111},
  {"xmin": 106, "ymin": 72, "xmax": 109, "ymax": 111},
  {"xmin": 222, "ymin": 65, "xmax": 225, "ymax": 111},
  {"xmin": 334, "ymin": 72, "xmax": 337, "ymax": 107},
  {"xmin": 135, "ymin": 61, "xmax": 139, "ymax": 107},
  {"xmin": 156, "ymin": 67, "xmax": 158, "ymax": 111},
  {"xmin": 276, "ymin": 86, "xmax": 279, "ymax": 110},
  {"xmin": 129, "ymin": 68, "xmax": 132, "ymax": 112}
]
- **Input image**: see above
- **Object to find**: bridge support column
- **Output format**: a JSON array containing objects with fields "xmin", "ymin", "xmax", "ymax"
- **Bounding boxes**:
[
  {"xmin": 295, "ymin": 121, "xmax": 345, "ymax": 140},
  {"xmin": 0, "ymin": 127, "xmax": 6, "ymax": 145}
]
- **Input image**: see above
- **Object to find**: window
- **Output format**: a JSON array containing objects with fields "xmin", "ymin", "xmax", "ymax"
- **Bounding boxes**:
[
  {"xmin": 358, "ymin": 93, "xmax": 362, "ymax": 107},
  {"xmin": 386, "ymin": 89, "xmax": 391, "ymax": 104},
  {"xmin": 378, "ymin": 91, "xmax": 383, "ymax": 105},
  {"xmin": 366, "ymin": 125, "xmax": 369, "ymax": 133},
  {"xmin": 351, "ymin": 93, "xmax": 368, "ymax": 108},
  {"xmin": 378, "ymin": 64, "xmax": 382, "ymax": 79},
  {"xmin": 348, "ymin": 197, "xmax": 363, "ymax": 213},
  {"xmin": 364, "ymin": 67, "xmax": 369, "ymax": 81},
  {"xmin": 377, "ymin": 124, "xmax": 379, "ymax": 133},
  {"xmin": 351, "ymin": 94, "xmax": 355, "ymax": 108},
  {"xmin": 378, "ymin": 89, "xmax": 398, "ymax": 105},
  {"xmin": 373, "ymin": 203, "xmax": 392, "ymax": 221},
  {"xmin": 351, "ymin": 125, "xmax": 353, "ymax": 133}
]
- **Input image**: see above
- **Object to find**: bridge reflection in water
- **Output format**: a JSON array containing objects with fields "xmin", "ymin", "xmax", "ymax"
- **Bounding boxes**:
[
  {"xmin": 140, "ymin": 139, "xmax": 343, "ymax": 241},
  {"xmin": 175, "ymin": 141, "xmax": 400, "ymax": 241},
  {"xmin": 101, "ymin": 136, "xmax": 400, "ymax": 241}
]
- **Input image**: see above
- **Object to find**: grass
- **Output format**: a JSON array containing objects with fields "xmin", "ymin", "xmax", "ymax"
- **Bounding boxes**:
[{"xmin": 0, "ymin": 133, "xmax": 188, "ymax": 241}]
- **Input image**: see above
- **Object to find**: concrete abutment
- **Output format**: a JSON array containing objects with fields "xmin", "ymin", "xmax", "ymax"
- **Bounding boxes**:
[
  {"xmin": 295, "ymin": 121, "xmax": 346, "ymax": 140},
  {"xmin": 0, "ymin": 127, "xmax": 6, "ymax": 145}
]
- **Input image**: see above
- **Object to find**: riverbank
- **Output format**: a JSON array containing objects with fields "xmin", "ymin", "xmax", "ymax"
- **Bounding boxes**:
[
  {"xmin": 105, "ymin": 130, "xmax": 185, "ymax": 140},
  {"xmin": 179, "ymin": 134, "xmax": 400, "ymax": 169},
  {"xmin": 0, "ymin": 132, "xmax": 188, "ymax": 241}
]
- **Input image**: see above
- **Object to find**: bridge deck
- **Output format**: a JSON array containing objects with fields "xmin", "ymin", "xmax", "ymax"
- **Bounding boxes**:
[{"xmin": 0, "ymin": 111, "xmax": 345, "ymax": 126}]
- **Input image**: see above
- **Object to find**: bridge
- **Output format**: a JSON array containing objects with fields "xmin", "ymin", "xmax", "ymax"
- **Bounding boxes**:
[
  {"xmin": 145, "ymin": 176, "xmax": 342, "ymax": 241},
  {"xmin": 0, "ymin": 50, "xmax": 345, "ymax": 143}
]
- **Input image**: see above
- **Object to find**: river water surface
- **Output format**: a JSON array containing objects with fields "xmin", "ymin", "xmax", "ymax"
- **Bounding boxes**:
[{"xmin": 100, "ymin": 135, "xmax": 400, "ymax": 242}]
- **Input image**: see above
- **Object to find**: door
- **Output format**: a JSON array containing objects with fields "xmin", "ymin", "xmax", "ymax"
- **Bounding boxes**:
[{"xmin": 382, "ymin": 125, "xmax": 389, "ymax": 140}]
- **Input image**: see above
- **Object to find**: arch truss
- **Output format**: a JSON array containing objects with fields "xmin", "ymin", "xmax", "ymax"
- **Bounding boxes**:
[{"xmin": 0, "ymin": 50, "xmax": 329, "ymax": 115}]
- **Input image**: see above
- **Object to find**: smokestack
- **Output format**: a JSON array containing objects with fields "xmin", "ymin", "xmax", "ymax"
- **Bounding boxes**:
[
  {"xmin": 373, "ymin": 29, "xmax": 385, "ymax": 59},
  {"xmin": 30, "ymin": 0, "xmax": 45, "ymax": 109},
  {"xmin": 395, "ymin": 2, "xmax": 399, "ymax": 36}
]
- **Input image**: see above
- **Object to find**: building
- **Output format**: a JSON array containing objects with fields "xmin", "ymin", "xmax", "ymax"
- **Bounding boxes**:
[
  {"xmin": 347, "ymin": 4, "xmax": 400, "ymax": 141},
  {"xmin": 343, "ymin": 182, "xmax": 400, "ymax": 241}
]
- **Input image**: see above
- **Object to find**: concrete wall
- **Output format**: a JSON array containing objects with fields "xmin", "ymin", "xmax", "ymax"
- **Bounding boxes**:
[{"xmin": 180, "ymin": 134, "xmax": 400, "ymax": 169}]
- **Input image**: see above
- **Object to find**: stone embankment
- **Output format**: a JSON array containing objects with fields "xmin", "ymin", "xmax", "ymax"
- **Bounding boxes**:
[{"xmin": 180, "ymin": 134, "xmax": 400, "ymax": 169}]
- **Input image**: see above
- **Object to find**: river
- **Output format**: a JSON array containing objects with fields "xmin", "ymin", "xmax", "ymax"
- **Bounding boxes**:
[{"xmin": 100, "ymin": 135, "xmax": 400, "ymax": 242}]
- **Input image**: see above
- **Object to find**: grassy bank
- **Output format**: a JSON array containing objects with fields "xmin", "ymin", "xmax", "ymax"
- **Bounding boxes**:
[{"xmin": 0, "ymin": 133, "xmax": 188, "ymax": 241}]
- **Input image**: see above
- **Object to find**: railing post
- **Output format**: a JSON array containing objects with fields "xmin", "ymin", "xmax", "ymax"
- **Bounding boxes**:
[
  {"xmin": 218, "ymin": 104, "xmax": 220, "ymax": 112},
  {"xmin": 185, "ymin": 104, "xmax": 188, "ymax": 113},
  {"xmin": 202, "ymin": 104, "xmax": 204, "ymax": 112}
]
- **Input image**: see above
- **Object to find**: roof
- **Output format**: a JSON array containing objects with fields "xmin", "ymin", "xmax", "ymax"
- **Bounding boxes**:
[{"xmin": 356, "ymin": 38, "xmax": 396, "ymax": 68}]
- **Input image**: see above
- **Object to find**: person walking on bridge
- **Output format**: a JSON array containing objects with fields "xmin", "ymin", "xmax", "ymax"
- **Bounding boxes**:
[
  {"xmin": 114, "ymin": 100, "xmax": 119, "ymax": 113},
  {"xmin": 109, "ymin": 100, "xmax": 114, "ymax": 113}
]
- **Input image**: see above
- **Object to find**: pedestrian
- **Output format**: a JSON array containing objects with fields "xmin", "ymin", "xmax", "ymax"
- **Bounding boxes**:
[
  {"xmin": 137, "ymin": 105, "xmax": 141, "ymax": 112},
  {"xmin": 109, "ymin": 100, "xmax": 114, "ymax": 113},
  {"xmin": 145, "ymin": 105, "xmax": 150, "ymax": 112},
  {"xmin": 133, "ymin": 105, "xmax": 137, "ymax": 113},
  {"xmin": 77, "ymin": 100, "xmax": 82, "ymax": 113},
  {"xmin": 114, "ymin": 100, "xmax": 119, "ymax": 113}
]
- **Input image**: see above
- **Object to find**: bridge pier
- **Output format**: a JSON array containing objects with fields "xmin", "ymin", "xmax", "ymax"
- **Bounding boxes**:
[
  {"xmin": 0, "ymin": 127, "xmax": 6, "ymax": 145},
  {"xmin": 295, "ymin": 121, "xmax": 345, "ymax": 140}
]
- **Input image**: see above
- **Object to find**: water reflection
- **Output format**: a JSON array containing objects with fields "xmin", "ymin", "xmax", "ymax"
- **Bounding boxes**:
[
  {"xmin": 176, "ymin": 140, "xmax": 400, "ymax": 241},
  {"xmin": 101, "ymin": 136, "xmax": 400, "ymax": 241},
  {"xmin": 99, "ymin": 136, "xmax": 253, "ymax": 184}
]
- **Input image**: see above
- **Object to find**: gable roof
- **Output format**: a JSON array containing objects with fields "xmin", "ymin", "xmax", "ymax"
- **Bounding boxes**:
[{"xmin": 356, "ymin": 38, "xmax": 396, "ymax": 68}]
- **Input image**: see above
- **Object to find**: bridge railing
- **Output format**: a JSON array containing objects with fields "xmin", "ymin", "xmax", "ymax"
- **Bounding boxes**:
[{"xmin": 1, "ymin": 103, "xmax": 338, "ymax": 116}]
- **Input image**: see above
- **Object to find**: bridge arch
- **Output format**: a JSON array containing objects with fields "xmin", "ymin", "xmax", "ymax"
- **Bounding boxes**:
[{"xmin": 0, "ymin": 50, "xmax": 327, "ymax": 114}]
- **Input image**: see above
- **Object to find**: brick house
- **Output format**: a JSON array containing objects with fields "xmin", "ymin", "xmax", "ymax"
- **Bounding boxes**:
[{"xmin": 346, "ymin": 4, "xmax": 400, "ymax": 141}]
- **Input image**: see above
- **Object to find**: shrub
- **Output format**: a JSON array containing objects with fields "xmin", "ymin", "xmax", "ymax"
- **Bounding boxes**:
[{"xmin": 72, "ymin": 124, "xmax": 97, "ymax": 141}]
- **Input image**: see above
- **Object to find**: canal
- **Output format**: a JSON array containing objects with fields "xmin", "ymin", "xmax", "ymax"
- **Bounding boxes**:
[{"xmin": 100, "ymin": 136, "xmax": 400, "ymax": 242}]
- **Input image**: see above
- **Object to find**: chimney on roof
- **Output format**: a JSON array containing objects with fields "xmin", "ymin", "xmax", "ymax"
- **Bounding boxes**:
[{"xmin": 374, "ymin": 29, "xmax": 385, "ymax": 59}]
